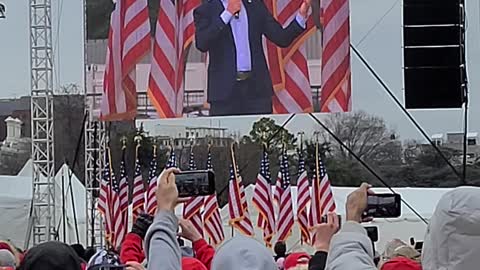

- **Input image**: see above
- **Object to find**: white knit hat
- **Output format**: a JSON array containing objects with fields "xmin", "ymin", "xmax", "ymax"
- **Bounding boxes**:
[{"xmin": 0, "ymin": 249, "xmax": 15, "ymax": 268}]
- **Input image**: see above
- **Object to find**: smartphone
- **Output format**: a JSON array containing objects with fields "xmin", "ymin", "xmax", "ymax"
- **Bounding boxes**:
[
  {"xmin": 363, "ymin": 193, "xmax": 401, "ymax": 218},
  {"xmin": 321, "ymin": 214, "xmax": 342, "ymax": 228},
  {"xmin": 174, "ymin": 170, "xmax": 216, "ymax": 197},
  {"xmin": 365, "ymin": 226, "xmax": 378, "ymax": 242}
]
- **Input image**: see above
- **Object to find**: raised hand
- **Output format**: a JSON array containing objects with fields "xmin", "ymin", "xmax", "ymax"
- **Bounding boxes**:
[
  {"xmin": 226, "ymin": 0, "xmax": 241, "ymax": 16},
  {"xmin": 299, "ymin": 0, "xmax": 311, "ymax": 19}
]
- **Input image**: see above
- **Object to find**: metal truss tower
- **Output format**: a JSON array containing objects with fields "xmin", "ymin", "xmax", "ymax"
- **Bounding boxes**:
[
  {"xmin": 29, "ymin": 0, "xmax": 56, "ymax": 245},
  {"xmin": 85, "ymin": 64, "xmax": 106, "ymax": 247}
]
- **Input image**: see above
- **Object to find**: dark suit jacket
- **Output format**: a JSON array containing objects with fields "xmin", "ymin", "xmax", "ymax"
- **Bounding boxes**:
[{"xmin": 194, "ymin": 0, "xmax": 305, "ymax": 102}]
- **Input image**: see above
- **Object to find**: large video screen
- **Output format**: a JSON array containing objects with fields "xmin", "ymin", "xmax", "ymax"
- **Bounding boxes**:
[{"xmin": 86, "ymin": 0, "xmax": 350, "ymax": 119}]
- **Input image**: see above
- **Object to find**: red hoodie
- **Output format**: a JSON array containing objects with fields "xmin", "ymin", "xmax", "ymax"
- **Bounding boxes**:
[{"xmin": 120, "ymin": 233, "xmax": 215, "ymax": 270}]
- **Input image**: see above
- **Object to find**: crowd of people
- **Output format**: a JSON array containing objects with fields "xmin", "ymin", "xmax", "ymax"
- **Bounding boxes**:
[{"xmin": 1, "ymin": 167, "xmax": 479, "ymax": 270}]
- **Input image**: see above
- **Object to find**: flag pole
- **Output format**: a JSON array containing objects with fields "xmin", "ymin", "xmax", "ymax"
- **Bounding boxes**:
[
  {"xmin": 314, "ymin": 132, "xmax": 320, "ymax": 186},
  {"xmin": 297, "ymin": 131, "xmax": 304, "ymax": 246}
]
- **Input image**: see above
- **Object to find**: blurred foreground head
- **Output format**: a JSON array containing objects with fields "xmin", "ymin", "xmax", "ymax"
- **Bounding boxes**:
[
  {"xmin": 19, "ymin": 241, "xmax": 82, "ymax": 270},
  {"xmin": 422, "ymin": 186, "xmax": 480, "ymax": 270},
  {"xmin": 211, "ymin": 236, "xmax": 277, "ymax": 270}
]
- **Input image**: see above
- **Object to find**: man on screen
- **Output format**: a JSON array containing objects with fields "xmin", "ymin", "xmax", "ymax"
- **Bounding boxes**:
[{"xmin": 194, "ymin": 0, "xmax": 311, "ymax": 116}]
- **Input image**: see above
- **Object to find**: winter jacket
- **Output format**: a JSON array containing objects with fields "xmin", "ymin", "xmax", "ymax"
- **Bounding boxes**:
[
  {"xmin": 422, "ymin": 186, "xmax": 480, "ymax": 270},
  {"xmin": 308, "ymin": 251, "xmax": 328, "ymax": 270},
  {"xmin": 192, "ymin": 239, "xmax": 215, "ymax": 270},
  {"xmin": 145, "ymin": 210, "xmax": 182, "ymax": 270},
  {"xmin": 326, "ymin": 221, "xmax": 376, "ymax": 270},
  {"xmin": 183, "ymin": 257, "xmax": 208, "ymax": 270},
  {"xmin": 211, "ymin": 236, "xmax": 277, "ymax": 270},
  {"xmin": 121, "ymin": 233, "xmax": 146, "ymax": 263},
  {"xmin": 127, "ymin": 216, "xmax": 213, "ymax": 270}
]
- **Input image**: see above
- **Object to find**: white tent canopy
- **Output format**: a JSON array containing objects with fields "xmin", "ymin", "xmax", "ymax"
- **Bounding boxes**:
[{"xmin": 0, "ymin": 160, "xmax": 87, "ymax": 248}]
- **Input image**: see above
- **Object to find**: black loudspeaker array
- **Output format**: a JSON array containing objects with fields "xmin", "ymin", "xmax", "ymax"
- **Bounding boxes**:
[{"xmin": 403, "ymin": 0, "xmax": 466, "ymax": 109}]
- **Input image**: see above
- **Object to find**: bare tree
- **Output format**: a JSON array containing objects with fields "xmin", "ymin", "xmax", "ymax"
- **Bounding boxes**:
[{"xmin": 323, "ymin": 111, "xmax": 398, "ymax": 162}]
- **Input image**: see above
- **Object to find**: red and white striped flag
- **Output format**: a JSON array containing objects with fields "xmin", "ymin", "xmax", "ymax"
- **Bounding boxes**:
[
  {"xmin": 118, "ymin": 148, "xmax": 130, "ymax": 223},
  {"xmin": 320, "ymin": 0, "xmax": 351, "ymax": 112},
  {"xmin": 276, "ymin": 150, "xmax": 294, "ymax": 242},
  {"xmin": 100, "ymin": 0, "xmax": 151, "ymax": 121},
  {"xmin": 296, "ymin": 151, "xmax": 310, "ymax": 244},
  {"xmin": 183, "ymin": 150, "xmax": 204, "ymax": 237},
  {"xmin": 98, "ymin": 151, "xmax": 114, "ymax": 245},
  {"xmin": 228, "ymin": 165, "xmax": 254, "ymax": 236},
  {"xmin": 132, "ymin": 145, "xmax": 145, "ymax": 221},
  {"xmin": 148, "ymin": 0, "xmax": 200, "ymax": 118},
  {"xmin": 264, "ymin": 0, "xmax": 316, "ymax": 114},
  {"xmin": 252, "ymin": 149, "xmax": 275, "ymax": 246},
  {"xmin": 111, "ymin": 168, "xmax": 127, "ymax": 248},
  {"xmin": 203, "ymin": 150, "xmax": 225, "ymax": 246},
  {"xmin": 309, "ymin": 144, "xmax": 336, "ymax": 228},
  {"xmin": 145, "ymin": 147, "xmax": 158, "ymax": 215}
]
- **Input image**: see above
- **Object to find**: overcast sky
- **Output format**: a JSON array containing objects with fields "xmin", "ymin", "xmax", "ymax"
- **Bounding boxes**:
[{"xmin": 0, "ymin": 0, "xmax": 478, "ymax": 141}]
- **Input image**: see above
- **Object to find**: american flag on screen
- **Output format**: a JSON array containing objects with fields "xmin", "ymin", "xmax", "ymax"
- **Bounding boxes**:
[
  {"xmin": 100, "ymin": 0, "xmax": 151, "ymax": 121},
  {"xmin": 276, "ymin": 150, "xmax": 294, "ymax": 242},
  {"xmin": 147, "ymin": 0, "xmax": 200, "ymax": 118},
  {"xmin": 146, "ymin": 147, "xmax": 159, "ymax": 215},
  {"xmin": 203, "ymin": 149, "xmax": 225, "ymax": 246},
  {"xmin": 183, "ymin": 150, "xmax": 204, "ymax": 237},
  {"xmin": 252, "ymin": 148, "xmax": 275, "ymax": 246},
  {"xmin": 320, "ymin": 0, "xmax": 352, "ymax": 112},
  {"xmin": 309, "ymin": 144, "xmax": 336, "ymax": 228},
  {"xmin": 264, "ymin": 0, "xmax": 316, "ymax": 114},
  {"xmin": 132, "ymin": 145, "xmax": 145, "ymax": 220},
  {"xmin": 296, "ymin": 150, "xmax": 310, "ymax": 244},
  {"xmin": 228, "ymin": 164, "xmax": 254, "ymax": 236}
]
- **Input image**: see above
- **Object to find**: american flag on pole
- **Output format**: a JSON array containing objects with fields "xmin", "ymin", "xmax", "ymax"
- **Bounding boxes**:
[
  {"xmin": 183, "ymin": 150, "xmax": 204, "ymax": 237},
  {"xmin": 132, "ymin": 145, "xmax": 145, "ymax": 220},
  {"xmin": 98, "ymin": 151, "xmax": 113, "ymax": 245},
  {"xmin": 309, "ymin": 144, "xmax": 336, "ymax": 228},
  {"xmin": 319, "ymin": 0, "xmax": 352, "ymax": 112},
  {"xmin": 252, "ymin": 148, "xmax": 275, "ymax": 246},
  {"xmin": 203, "ymin": 149, "xmax": 225, "ymax": 246},
  {"xmin": 118, "ymin": 148, "xmax": 130, "ymax": 228},
  {"xmin": 276, "ymin": 150, "xmax": 294, "ymax": 242},
  {"xmin": 100, "ymin": 0, "xmax": 151, "ymax": 121},
  {"xmin": 111, "ymin": 167, "xmax": 127, "ymax": 248},
  {"xmin": 296, "ymin": 150, "xmax": 310, "ymax": 244},
  {"xmin": 145, "ymin": 147, "xmax": 158, "ymax": 215},
  {"xmin": 147, "ymin": 0, "xmax": 200, "ymax": 118},
  {"xmin": 228, "ymin": 164, "xmax": 254, "ymax": 236},
  {"xmin": 166, "ymin": 149, "xmax": 178, "ymax": 168},
  {"xmin": 264, "ymin": 0, "xmax": 316, "ymax": 114}
]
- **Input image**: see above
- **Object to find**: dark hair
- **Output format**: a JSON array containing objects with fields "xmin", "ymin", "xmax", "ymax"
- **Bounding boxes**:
[
  {"xmin": 274, "ymin": 241, "xmax": 286, "ymax": 257},
  {"xmin": 70, "ymin": 244, "xmax": 86, "ymax": 261},
  {"xmin": 84, "ymin": 247, "xmax": 97, "ymax": 262}
]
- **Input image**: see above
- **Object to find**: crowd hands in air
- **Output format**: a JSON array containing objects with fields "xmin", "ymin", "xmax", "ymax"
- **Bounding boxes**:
[{"xmin": 1, "ymin": 166, "xmax": 479, "ymax": 270}]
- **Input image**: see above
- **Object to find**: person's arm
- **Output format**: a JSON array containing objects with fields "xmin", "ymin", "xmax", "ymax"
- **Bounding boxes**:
[
  {"xmin": 145, "ymin": 168, "xmax": 184, "ymax": 270},
  {"xmin": 145, "ymin": 211, "xmax": 181, "ymax": 270},
  {"xmin": 308, "ymin": 212, "xmax": 339, "ymax": 270},
  {"xmin": 179, "ymin": 219, "xmax": 215, "ymax": 269},
  {"xmin": 121, "ymin": 214, "xmax": 153, "ymax": 264},
  {"xmin": 326, "ymin": 222, "xmax": 376, "ymax": 270},
  {"xmin": 261, "ymin": 0, "xmax": 310, "ymax": 48},
  {"xmin": 192, "ymin": 239, "xmax": 215, "ymax": 270},
  {"xmin": 326, "ymin": 183, "xmax": 377, "ymax": 270},
  {"xmin": 194, "ymin": 0, "xmax": 240, "ymax": 53}
]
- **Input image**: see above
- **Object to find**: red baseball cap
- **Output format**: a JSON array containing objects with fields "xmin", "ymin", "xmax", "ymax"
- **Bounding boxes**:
[
  {"xmin": 284, "ymin": 252, "xmax": 311, "ymax": 270},
  {"xmin": 381, "ymin": 257, "xmax": 421, "ymax": 270}
]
